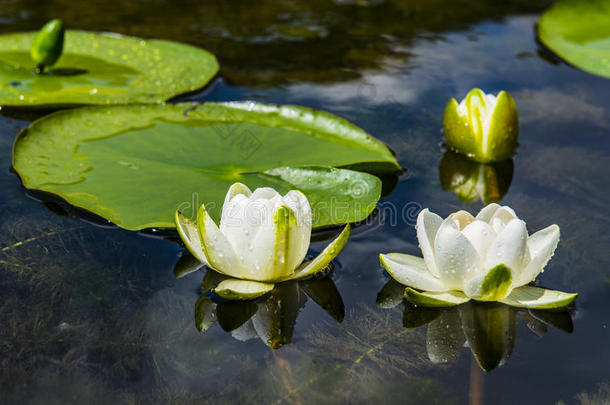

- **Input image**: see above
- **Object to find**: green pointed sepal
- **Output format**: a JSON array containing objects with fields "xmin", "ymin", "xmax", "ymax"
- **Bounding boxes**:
[
  {"xmin": 174, "ymin": 210, "xmax": 208, "ymax": 265},
  {"xmin": 464, "ymin": 264, "xmax": 513, "ymax": 302},
  {"xmin": 284, "ymin": 224, "xmax": 350, "ymax": 281},
  {"xmin": 500, "ymin": 286, "xmax": 578, "ymax": 309},
  {"xmin": 212, "ymin": 279, "xmax": 275, "ymax": 301},
  {"xmin": 404, "ymin": 288, "xmax": 470, "ymax": 308}
]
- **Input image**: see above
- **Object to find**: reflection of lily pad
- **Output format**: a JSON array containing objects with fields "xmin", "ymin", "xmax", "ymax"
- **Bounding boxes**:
[
  {"xmin": 13, "ymin": 102, "xmax": 399, "ymax": 230},
  {"xmin": 538, "ymin": 0, "xmax": 610, "ymax": 78},
  {"xmin": 0, "ymin": 30, "xmax": 218, "ymax": 106}
]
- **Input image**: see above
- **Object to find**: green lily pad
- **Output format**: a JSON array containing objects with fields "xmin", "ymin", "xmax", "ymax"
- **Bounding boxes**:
[
  {"xmin": 0, "ymin": 30, "xmax": 218, "ymax": 106},
  {"xmin": 13, "ymin": 102, "xmax": 399, "ymax": 231},
  {"xmin": 538, "ymin": 0, "xmax": 610, "ymax": 78}
]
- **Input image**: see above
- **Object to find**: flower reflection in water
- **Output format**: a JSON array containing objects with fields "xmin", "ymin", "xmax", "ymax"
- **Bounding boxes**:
[
  {"xmin": 194, "ymin": 268, "xmax": 344, "ymax": 349},
  {"xmin": 439, "ymin": 151, "xmax": 513, "ymax": 205},
  {"xmin": 377, "ymin": 279, "xmax": 573, "ymax": 372}
]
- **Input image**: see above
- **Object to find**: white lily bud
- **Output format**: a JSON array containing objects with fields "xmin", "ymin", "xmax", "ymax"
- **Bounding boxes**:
[
  {"xmin": 443, "ymin": 89, "xmax": 519, "ymax": 163},
  {"xmin": 217, "ymin": 184, "xmax": 311, "ymax": 281},
  {"xmin": 175, "ymin": 183, "xmax": 350, "ymax": 298}
]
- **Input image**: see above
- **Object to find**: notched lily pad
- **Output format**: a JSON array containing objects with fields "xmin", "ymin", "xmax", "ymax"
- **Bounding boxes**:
[
  {"xmin": 0, "ymin": 30, "xmax": 219, "ymax": 106},
  {"xmin": 13, "ymin": 102, "xmax": 400, "ymax": 231}
]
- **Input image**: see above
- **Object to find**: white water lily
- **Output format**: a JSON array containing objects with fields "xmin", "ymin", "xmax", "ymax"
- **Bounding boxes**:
[
  {"xmin": 175, "ymin": 183, "xmax": 350, "ymax": 299},
  {"xmin": 443, "ymin": 88, "xmax": 519, "ymax": 163},
  {"xmin": 380, "ymin": 204, "xmax": 577, "ymax": 309}
]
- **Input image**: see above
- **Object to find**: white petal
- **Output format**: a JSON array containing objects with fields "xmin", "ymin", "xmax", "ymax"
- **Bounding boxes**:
[
  {"xmin": 494, "ymin": 206, "xmax": 517, "ymax": 221},
  {"xmin": 379, "ymin": 253, "xmax": 449, "ymax": 292},
  {"xmin": 416, "ymin": 209, "xmax": 443, "ymax": 277},
  {"xmin": 475, "ymin": 203, "xmax": 501, "ymax": 223},
  {"xmin": 245, "ymin": 200, "xmax": 277, "ymax": 278},
  {"xmin": 251, "ymin": 187, "xmax": 281, "ymax": 201},
  {"xmin": 220, "ymin": 195, "xmax": 261, "ymax": 269},
  {"xmin": 515, "ymin": 225, "xmax": 560, "ymax": 286},
  {"xmin": 490, "ymin": 217, "xmax": 506, "ymax": 234},
  {"xmin": 248, "ymin": 205, "xmax": 300, "ymax": 282},
  {"xmin": 450, "ymin": 210, "xmax": 475, "ymax": 230},
  {"xmin": 220, "ymin": 193, "xmax": 249, "ymax": 229},
  {"xmin": 484, "ymin": 219, "xmax": 528, "ymax": 274},
  {"xmin": 222, "ymin": 182, "xmax": 252, "ymax": 209},
  {"xmin": 461, "ymin": 220, "xmax": 495, "ymax": 262},
  {"xmin": 220, "ymin": 183, "xmax": 253, "ymax": 236},
  {"xmin": 222, "ymin": 193, "xmax": 279, "ymax": 278},
  {"xmin": 489, "ymin": 206, "xmax": 518, "ymax": 233},
  {"xmin": 196, "ymin": 204, "xmax": 243, "ymax": 278},
  {"xmin": 434, "ymin": 218, "xmax": 481, "ymax": 289}
]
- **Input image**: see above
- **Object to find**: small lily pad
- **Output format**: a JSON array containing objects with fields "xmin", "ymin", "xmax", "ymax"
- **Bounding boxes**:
[
  {"xmin": 0, "ymin": 30, "xmax": 218, "ymax": 106},
  {"xmin": 13, "ymin": 102, "xmax": 399, "ymax": 231},
  {"xmin": 538, "ymin": 0, "xmax": 610, "ymax": 78}
]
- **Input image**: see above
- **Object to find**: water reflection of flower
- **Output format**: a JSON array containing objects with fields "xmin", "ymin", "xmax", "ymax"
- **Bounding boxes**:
[
  {"xmin": 194, "ymin": 269, "xmax": 344, "ymax": 349},
  {"xmin": 377, "ymin": 279, "xmax": 573, "ymax": 372},
  {"xmin": 439, "ymin": 151, "xmax": 513, "ymax": 205}
]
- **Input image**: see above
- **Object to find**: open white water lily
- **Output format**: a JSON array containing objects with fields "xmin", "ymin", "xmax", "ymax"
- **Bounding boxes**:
[
  {"xmin": 443, "ymin": 88, "xmax": 519, "ymax": 163},
  {"xmin": 175, "ymin": 183, "xmax": 350, "ymax": 300},
  {"xmin": 380, "ymin": 204, "xmax": 577, "ymax": 309}
]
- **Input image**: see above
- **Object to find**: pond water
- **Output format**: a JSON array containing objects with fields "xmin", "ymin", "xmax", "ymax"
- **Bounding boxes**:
[{"xmin": 1, "ymin": 1, "xmax": 609, "ymax": 403}]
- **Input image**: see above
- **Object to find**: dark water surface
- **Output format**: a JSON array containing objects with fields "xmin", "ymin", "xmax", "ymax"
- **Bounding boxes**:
[{"xmin": 1, "ymin": 1, "xmax": 609, "ymax": 404}]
